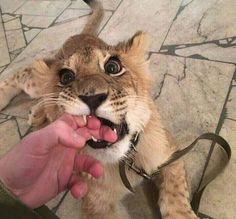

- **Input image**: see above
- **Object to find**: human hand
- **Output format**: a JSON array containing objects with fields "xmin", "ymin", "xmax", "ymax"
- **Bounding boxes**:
[{"xmin": 0, "ymin": 114, "xmax": 117, "ymax": 208}]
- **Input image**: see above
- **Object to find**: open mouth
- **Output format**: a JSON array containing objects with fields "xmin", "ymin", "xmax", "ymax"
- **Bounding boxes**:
[{"xmin": 87, "ymin": 117, "xmax": 129, "ymax": 149}]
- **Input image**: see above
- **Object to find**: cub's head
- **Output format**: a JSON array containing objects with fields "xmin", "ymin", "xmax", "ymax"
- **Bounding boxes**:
[{"xmin": 36, "ymin": 31, "xmax": 153, "ymax": 163}]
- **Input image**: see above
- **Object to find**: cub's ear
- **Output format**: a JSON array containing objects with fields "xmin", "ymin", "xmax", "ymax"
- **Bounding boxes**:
[{"xmin": 125, "ymin": 31, "xmax": 150, "ymax": 56}]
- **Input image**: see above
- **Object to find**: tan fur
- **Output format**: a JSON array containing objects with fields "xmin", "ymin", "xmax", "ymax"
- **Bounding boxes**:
[
  {"xmin": 0, "ymin": 1, "xmax": 198, "ymax": 218},
  {"xmin": 81, "ymin": 0, "xmax": 104, "ymax": 35}
]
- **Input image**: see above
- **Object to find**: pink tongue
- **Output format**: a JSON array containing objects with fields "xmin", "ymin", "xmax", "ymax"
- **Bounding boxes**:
[{"xmin": 87, "ymin": 116, "xmax": 118, "ymax": 143}]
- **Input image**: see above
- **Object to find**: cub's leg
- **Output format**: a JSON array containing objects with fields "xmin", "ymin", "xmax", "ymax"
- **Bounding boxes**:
[
  {"xmin": 28, "ymin": 104, "xmax": 47, "ymax": 127},
  {"xmin": 81, "ymin": 197, "xmax": 130, "ymax": 219},
  {"xmin": 0, "ymin": 72, "xmax": 22, "ymax": 111},
  {"xmin": 80, "ymin": 174, "xmax": 130, "ymax": 219},
  {"xmin": 157, "ymin": 160, "xmax": 198, "ymax": 219},
  {"xmin": 0, "ymin": 60, "xmax": 60, "ymax": 125},
  {"xmin": 0, "ymin": 60, "xmax": 56, "ymax": 111}
]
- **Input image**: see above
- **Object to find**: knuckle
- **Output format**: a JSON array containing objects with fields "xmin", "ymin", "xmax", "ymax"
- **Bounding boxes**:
[{"xmin": 52, "ymin": 120, "xmax": 67, "ymax": 132}]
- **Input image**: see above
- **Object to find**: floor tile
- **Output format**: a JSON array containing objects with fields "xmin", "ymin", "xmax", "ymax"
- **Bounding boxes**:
[
  {"xmin": 0, "ymin": 12, "xmax": 10, "ymax": 67},
  {"xmin": 99, "ymin": 0, "xmax": 181, "ymax": 51},
  {"xmin": 55, "ymin": 8, "xmax": 91, "ymax": 24},
  {"xmin": 4, "ymin": 18, "xmax": 26, "ymax": 52},
  {"xmin": 15, "ymin": 0, "xmax": 70, "ymax": 16},
  {"xmin": 5, "ymin": 29, "xmax": 26, "ymax": 52},
  {"xmin": 15, "ymin": 117, "xmax": 30, "ymax": 138},
  {"xmin": 2, "ymin": 14, "xmax": 17, "ymax": 23},
  {"xmin": 0, "ymin": 115, "xmax": 9, "ymax": 123},
  {"xmin": 160, "ymin": 38, "xmax": 236, "ymax": 64},
  {"xmin": 56, "ymin": 193, "xmax": 82, "ymax": 219},
  {"xmin": 149, "ymin": 54, "xmax": 235, "ymax": 195},
  {"xmin": 233, "ymin": 74, "xmax": 236, "ymax": 85},
  {"xmin": 0, "ymin": 113, "xmax": 8, "ymax": 119},
  {"xmin": 69, "ymin": 0, "xmax": 121, "ymax": 10},
  {"xmin": 24, "ymin": 28, "xmax": 41, "ymax": 43},
  {"xmin": 4, "ymin": 18, "xmax": 21, "ymax": 30},
  {"xmin": 0, "ymin": 66, "xmax": 6, "ymax": 73},
  {"xmin": 226, "ymin": 87, "xmax": 236, "ymax": 119},
  {"xmin": 164, "ymin": 0, "xmax": 236, "ymax": 45},
  {"xmin": 46, "ymin": 192, "xmax": 65, "ymax": 210},
  {"xmin": 9, "ymin": 48, "xmax": 24, "ymax": 61},
  {"xmin": 0, "ymin": 119, "xmax": 20, "ymax": 157},
  {"xmin": 21, "ymin": 15, "xmax": 55, "ymax": 28},
  {"xmin": 0, "ymin": 0, "xmax": 26, "ymax": 13},
  {"xmin": 2, "ymin": 93, "xmax": 36, "ymax": 119},
  {"xmin": 199, "ymin": 119, "xmax": 236, "ymax": 219},
  {"xmin": 182, "ymin": 0, "xmax": 194, "ymax": 5},
  {"xmin": 1, "ymin": 11, "xmax": 112, "ymax": 78}
]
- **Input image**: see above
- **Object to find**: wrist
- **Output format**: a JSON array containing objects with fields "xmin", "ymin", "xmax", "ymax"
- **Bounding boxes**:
[
  {"xmin": 0, "ymin": 179, "xmax": 34, "ymax": 208},
  {"xmin": 0, "ymin": 157, "xmax": 30, "ymax": 207}
]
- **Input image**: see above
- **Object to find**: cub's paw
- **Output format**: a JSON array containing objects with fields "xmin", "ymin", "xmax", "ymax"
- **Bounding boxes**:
[
  {"xmin": 44, "ymin": 105, "xmax": 64, "ymax": 123},
  {"xmin": 0, "ymin": 78, "xmax": 21, "ymax": 111},
  {"xmin": 28, "ymin": 105, "xmax": 46, "ymax": 127}
]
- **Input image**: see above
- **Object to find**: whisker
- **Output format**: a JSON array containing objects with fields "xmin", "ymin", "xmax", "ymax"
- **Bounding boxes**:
[{"xmin": 42, "ymin": 92, "xmax": 60, "ymax": 96}]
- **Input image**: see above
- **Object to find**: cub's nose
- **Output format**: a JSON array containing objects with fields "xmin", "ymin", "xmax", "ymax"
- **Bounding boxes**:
[{"xmin": 79, "ymin": 93, "xmax": 108, "ymax": 114}]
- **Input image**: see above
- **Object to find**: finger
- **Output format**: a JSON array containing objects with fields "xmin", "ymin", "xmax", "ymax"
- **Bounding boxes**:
[
  {"xmin": 69, "ymin": 175, "xmax": 87, "ymax": 199},
  {"xmin": 58, "ymin": 113, "xmax": 78, "ymax": 130},
  {"xmin": 76, "ymin": 127, "xmax": 91, "ymax": 141},
  {"xmin": 100, "ymin": 125, "xmax": 118, "ymax": 143},
  {"xmin": 88, "ymin": 126, "xmax": 117, "ymax": 143},
  {"xmin": 87, "ymin": 116, "xmax": 101, "ymax": 130},
  {"xmin": 74, "ymin": 155, "xmax": 103, "ymax": 179},
  {"xmin": 59, "ymin": 113, "xmax": 86, "ymax": 129},
  {"xmin": 38, "ymin": 120, "xmax": 86, "ymax": 151}
]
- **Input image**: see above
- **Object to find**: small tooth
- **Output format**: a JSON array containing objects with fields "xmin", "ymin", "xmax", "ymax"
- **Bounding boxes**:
[
  {"xmin": 91, "ymin": 136, "xmax": 98, "ymax": 142},
  {"xmin": 83, "ymin": 115, "xmax": 87, "ymax": 124},
  {"xmin": 113, "ymin": 128, "xmax": 117, "ymax": 134}
]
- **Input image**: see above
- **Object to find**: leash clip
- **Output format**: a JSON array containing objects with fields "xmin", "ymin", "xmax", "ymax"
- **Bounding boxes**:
[{"xmin": 125, "ymin": 157, "xmax": 151, "ymax": 180}]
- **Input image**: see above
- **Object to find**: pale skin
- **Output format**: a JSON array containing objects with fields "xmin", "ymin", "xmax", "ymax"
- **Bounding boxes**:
[{"xmin": 0, "ymin": 113, "xmax": 117, "ymax": 209}]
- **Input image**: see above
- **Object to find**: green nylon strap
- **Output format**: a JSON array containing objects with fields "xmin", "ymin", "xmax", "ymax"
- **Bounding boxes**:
[
  {"xmin": 119, "ymin": 161, "xmax": 135, "ymax": 193},
  {"xmin": 35, "ymin": 206, "xmax": 60, "ymax": 219},
  {"xmin": 190, "ymin": 133, "xmax": 231, "ymax": 214},
  {"xmin": 0, "ymin": 182, "xmax": 59, "ymax": 219},
  {"xmin": 119, "ymin": 132, "xmax": 231, "ymax": 215}
]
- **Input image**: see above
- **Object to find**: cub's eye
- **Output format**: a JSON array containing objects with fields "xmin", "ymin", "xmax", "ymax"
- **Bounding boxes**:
[
  {"xmin": 59, "ymin": 68, "xmax": 75, "ymax": 85},
  {"xmin": 104, "ymin": 57, "xmax": 123, "ymax": 76}
]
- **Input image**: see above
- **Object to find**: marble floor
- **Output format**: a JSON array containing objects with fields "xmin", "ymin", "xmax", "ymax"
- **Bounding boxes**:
[{"xmin": 0, "ymin": 0, "xmax": 235, "ymax": 218}]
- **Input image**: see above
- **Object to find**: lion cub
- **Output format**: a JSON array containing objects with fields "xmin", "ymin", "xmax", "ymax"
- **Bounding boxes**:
[{"xmin": 0, "ymin": 0, "xmax": 198, "ymax": 218}]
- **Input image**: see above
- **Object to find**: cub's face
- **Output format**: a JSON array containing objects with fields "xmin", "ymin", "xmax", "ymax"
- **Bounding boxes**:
[{"xmin": 40, "ymin": 31, "xmax": 152, "ymax": 163}]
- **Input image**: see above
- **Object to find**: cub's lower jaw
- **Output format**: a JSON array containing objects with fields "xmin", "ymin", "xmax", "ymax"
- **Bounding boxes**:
[
  {"xmin": 85, "ymin": 135, "xmax": 133, "ymax": 164},
  {"xmin": 80, "ymin": 114, "xmax": 132, "ymax": 163},
  {"xmin": 86, "ymin": 116, "xmax": 129, "ymax": 149}
]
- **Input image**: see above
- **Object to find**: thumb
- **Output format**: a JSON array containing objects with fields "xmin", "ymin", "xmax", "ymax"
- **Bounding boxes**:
[{"xmin": 33, "ymin": 120, "xmax": 87, "ymax": 152}]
